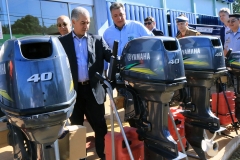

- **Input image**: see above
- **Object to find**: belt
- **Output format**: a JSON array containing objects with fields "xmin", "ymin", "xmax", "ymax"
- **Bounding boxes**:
[{"xmin": 79, "ymin": 80, "xmax": 90, "ymax": 85}]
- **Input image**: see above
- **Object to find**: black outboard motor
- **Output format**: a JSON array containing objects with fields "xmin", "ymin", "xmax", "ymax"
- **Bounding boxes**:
[
  {"xmin": 0, "ymin": 36, "xmax": 76, "ymax": 160},
  {"xmin": 119, "ymin": 36, "xmax": 186, "ymax": 160},
  {"xmin": 178, "ymin": 36, "xmax": 227, "ymax": 159},
  {"xmin": 226, "ymin": 51, "xmax": 240, "ymax": 121}
]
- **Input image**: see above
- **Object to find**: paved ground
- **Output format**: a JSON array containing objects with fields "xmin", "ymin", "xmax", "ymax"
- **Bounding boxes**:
[{"xmin": 1, "ymin": 88, "xmax": 240, "ymax": 160}]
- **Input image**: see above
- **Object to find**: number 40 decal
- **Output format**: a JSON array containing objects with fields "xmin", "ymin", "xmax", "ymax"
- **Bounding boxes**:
[
  {"xmin": 27, "ymin": 72, "xmax": 53, "ymax": 83},
  {"xmin": 168, "ymin": 59, "xmax": 180, "ymax": 64}
]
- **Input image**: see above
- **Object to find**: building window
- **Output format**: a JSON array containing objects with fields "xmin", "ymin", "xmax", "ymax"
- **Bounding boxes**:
[{"xmin": 0, "ymin": 0, "xmax": 96, "ymax": 47}]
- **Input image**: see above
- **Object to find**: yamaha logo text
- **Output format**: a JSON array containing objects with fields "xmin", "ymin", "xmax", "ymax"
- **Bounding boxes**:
[
  {"xmin": 182, "ymin": 48, "xmax": 201, "ymax": 55},
  {"xmin": 127, "ymin": 53, "xmax": 151, "ymax": 61}
]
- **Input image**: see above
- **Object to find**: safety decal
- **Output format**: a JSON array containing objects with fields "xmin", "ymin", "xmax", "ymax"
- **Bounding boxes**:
[
  {"xmin": 184, "ymin": 60, "xmax": 209, "ymax": 66},
  {"xmin": 129, "ymin": 68, "xmax": 157, "ymax": 75},
  {"xmin": 122, "ymin": 63, "xmax": 140, "ymax": 70},
  {"xmin": 230, "ymin": 61, "xmax": 240, "ymax": 66},
  {"xmin": 0, "ymin": 89, "xmax": 13, "ymax": 102},
  {"xmin": 69, "ymin": 80, "xmax": 74, "ymax": 93}
]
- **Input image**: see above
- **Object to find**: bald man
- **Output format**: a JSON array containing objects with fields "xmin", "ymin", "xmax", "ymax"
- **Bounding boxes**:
[{"xmin": 57, "ymin": 15, "xmax": 72, "ymax": 36}]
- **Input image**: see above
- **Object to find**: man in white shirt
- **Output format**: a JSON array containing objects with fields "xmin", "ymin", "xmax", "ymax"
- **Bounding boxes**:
[{"xmin": 218, "ymin": 8, "xmax": 230, "ymax": 48}]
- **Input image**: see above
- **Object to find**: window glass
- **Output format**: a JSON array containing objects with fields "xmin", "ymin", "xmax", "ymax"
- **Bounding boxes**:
[
  {"xmin": 8, "ymin": 0, "xmax": 41, "ymax": 17},
  {"xmin": 10, "ymin": 15, "xmax": 43, "ymax": 38},
  {"xmin": 0, "ymin": 0, "xmax": 96, "ymax": 44},
  {"xmin": 7, "ymin": 0, "xmax": 43, "ymax": 39},
  {"xmin": 0, "ymin": 0, "xmax": 8, "ymax": 14},
  {"xmin": 69, "ymin": 4, "xmax": 96, "ymax": 34},
  {"xmin": 41, "ymin": 1, "xmax": 68, "ymax": 19},
  {"xmin": 0, "ymin": 15, "xmax": 10, "ymax": 46},
  {"xmin": 42, "ymin": 18, "xmax": 58, "ymax": 35},
  {"xmin": 40, "ymin": 1, "xmax": 69, "ymax": 35}
]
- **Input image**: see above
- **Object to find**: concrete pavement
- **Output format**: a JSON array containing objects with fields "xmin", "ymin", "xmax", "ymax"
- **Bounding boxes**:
[{"xmin": 1, "ymin": 88, "xmax": 240, "ymax": 160}]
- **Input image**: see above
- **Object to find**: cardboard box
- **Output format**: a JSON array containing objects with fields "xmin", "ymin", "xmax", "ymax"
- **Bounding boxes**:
[
  {"xmin": 58, "ymin": 125, "xmax": 86, "ymax": 160},
  {"xmin": 0, "ymin": 122, "xmax": 8, "ymax": 148}
]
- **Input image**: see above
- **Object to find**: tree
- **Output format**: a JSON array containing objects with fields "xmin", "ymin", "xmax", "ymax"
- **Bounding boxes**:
[
  {"xmin": 43, "ymin": 24, "xmax": 58, "ymax": 35},
  {"xmin": 11, "ymin": 15, "xmax": 42, "ymax": 34},
  {"xmin": 2, "ymin": 25, "xmax": 9, "ymax": 34},
  {"xmin": 233, "ymin": 0, "xmax": 240, "ymax": 13}
]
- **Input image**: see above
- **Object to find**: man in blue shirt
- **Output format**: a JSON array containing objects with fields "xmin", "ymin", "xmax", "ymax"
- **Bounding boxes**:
[
  {"xmin": 103, "ymin": 2, "xmax": 153, "ymax": 75},
  {"xmin": 224, "ymin": 13, "xmax": 240, "ymax": 55},
  {"xmin": 103, "ymin": 2, "xmax": 153, "ymax": 127}
]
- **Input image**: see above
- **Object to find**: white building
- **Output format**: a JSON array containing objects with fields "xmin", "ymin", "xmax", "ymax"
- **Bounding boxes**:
[{"xmin": 0, "ymin": 0, "xmax": 234, "ymax": 46}]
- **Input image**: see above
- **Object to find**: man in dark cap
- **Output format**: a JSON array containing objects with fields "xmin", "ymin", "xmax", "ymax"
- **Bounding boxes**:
[
  {"xmin": 224, "ymin": 13, "xmax": 240, "ymax": 56},
  {"xmin": 176, "ymin": 14, "xmax": 201, "ymax": 39},
  {"xmin": 144, "ymin": 16, "xmax": 164, "ymax": 36},
  {"xmin": 174, "ymin": 15, "xmax": 201, "ymax": 107}
]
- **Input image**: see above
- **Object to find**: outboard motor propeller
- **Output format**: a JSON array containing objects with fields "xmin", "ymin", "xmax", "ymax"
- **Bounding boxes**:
[
  {"xmin": 0, "ymin": 36, "xmax": 76, "ymax": 160},
  {"xmin": 119, "ymin": 36, "xmax": 186, "ymax": 160},
  {"xmin": 178, "ymin": 36, "xmax": 227, "ymax": 159}
]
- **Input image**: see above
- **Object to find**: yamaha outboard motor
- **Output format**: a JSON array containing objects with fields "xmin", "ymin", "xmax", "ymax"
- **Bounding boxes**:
[
  {"xmin": 119, "ymin": 36, "xmax": 186, "ymax": 160},
  {"xmin": 226, "ymin": 51, "xmax": 240, "ymax": 121},
  {"xmin": 178, "ymin": 36, "xmax": 227, "ymax": 159},
  {"xmin": 0, "ymin": 36, "xmax": 76, "ymax": 160}
]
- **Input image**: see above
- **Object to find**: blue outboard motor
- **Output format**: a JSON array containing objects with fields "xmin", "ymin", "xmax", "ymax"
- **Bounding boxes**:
[
  {"xmin": 119, "ymin": 36, "xmax": 186, "ymax": 160},
  {"xmin": 0, "ymin": 36, "xmax": 76, "ymax": 160},
  {"xmin": 178, "ymin": 36, "xmax": 227, "ymax": 159}
]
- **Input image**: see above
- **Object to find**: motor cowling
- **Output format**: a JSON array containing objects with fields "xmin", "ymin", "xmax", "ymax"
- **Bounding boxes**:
[
  {"xmin": 120, "ymin": 36, "xmax": 186, "ymax": 85},
  {"xmin": 179, "ymin": 36, "xmax": 225, "ymax": 72},
  {"xmin": 0, "ymin": 36, "xmax": 76, "ymax": 145},
  {"xmin": 0, "ymin": 36, "xmax": 75, "ymax": 117}
]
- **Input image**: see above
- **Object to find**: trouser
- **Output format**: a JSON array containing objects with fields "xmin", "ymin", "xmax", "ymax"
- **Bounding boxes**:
[{"xmin": 70, "ymin": 83, "xmax": 107, "ymax": 158}]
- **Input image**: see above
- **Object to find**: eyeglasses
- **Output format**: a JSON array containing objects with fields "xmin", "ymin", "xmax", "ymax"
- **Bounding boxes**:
[
  {"xmin": 227, "ymin": 19, "xmax": 238, "ymax": 24},
  {"xmin": 144, "ymin": 22, "xmax": 152, "ymax": 25},
  {"xmin": 57, "ymin": 22, "xmax": 67, "ymax": 27}
]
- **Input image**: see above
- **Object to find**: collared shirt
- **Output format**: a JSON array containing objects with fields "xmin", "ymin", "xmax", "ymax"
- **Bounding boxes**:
[
  {"xmin": 103, "ymin": 20, "xmax": 154, "ymax": 57},
  {"xmin": 224, "ymin": 27, "xmax": 240, "ymax": 52},
  {"xmin": 176, "ymin": 28, "xmax": 201, "ymax": 39},
  {"xmin": 72, "ymin": 32, "xmax": 89, "ymax": 82}
]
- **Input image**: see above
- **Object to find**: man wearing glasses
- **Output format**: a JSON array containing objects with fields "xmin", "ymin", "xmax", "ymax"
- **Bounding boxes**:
[
  {"xmin": 144, "ymin": 16, "xmax": 164, "ymax": 36},
  {"xmin": 176, "ymin": 15, "xmax": 200, "ymax": 39},
  {"xmin": 224, "ymin": 13, "xmax": 240, "ymax": 56},
  {"xmin": 57, "ymin": 15, "xmax": 72, "ymax": 36}
]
